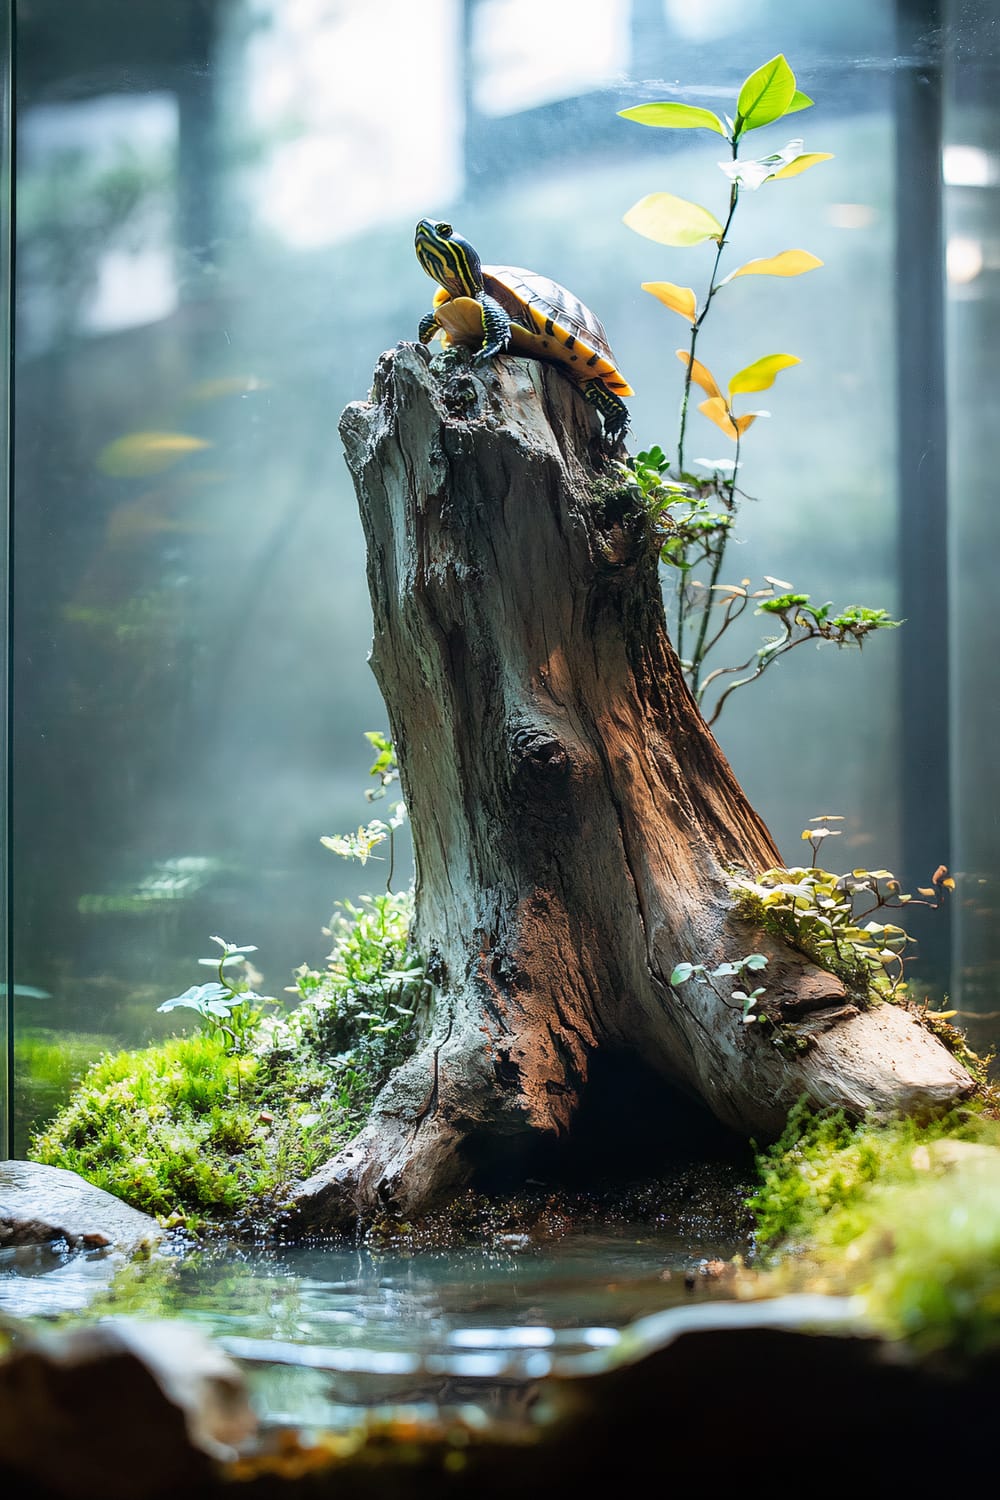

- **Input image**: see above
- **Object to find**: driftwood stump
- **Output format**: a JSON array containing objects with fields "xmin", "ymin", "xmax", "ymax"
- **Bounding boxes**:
[{"xmin": 293, "ymin": 343, "xmax": 972, "ymax": 1229}]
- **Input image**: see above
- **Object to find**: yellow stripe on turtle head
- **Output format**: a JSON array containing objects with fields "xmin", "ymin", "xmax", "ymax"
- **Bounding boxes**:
[{"xmin": 415, "ymin": 219, "xmax": 484, "ymax": 297}]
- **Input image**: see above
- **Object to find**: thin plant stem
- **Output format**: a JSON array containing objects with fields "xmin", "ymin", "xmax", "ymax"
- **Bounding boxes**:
[
  {"xmin": 676, "ymin": 139, "xmax": 740, "ymax": 477},
  {"xmin": 674, "ymin": 133, "xmax": 740, "ymax": 693}
]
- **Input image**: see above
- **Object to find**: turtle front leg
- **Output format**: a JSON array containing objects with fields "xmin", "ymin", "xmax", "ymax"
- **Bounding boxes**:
[
  {"xmin": 473, "ymin": 294, "xmax": 512, "ymax": 363},
  {"xmin": 418, "ymin": 310, "xmax": 440, "ymax": 344},
  {"xmin": 582, "ymin": 380, "xmax": 630, "ymax": 444}
]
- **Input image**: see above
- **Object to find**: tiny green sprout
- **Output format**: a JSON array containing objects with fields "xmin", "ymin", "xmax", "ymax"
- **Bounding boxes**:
[{"xmin": 670, "ymin": 952, "xmax": 769, "ymax": 1027}]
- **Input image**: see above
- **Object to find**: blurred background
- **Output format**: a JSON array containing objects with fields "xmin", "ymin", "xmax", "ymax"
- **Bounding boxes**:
[{"xmin": 2, "ymin": 0, "xmax": 997, "ymax": 1152}]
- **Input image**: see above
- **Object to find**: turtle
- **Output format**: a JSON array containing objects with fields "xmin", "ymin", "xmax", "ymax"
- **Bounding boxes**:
[{"xmin": 414, "ymin": 218, "xmax": 632, "ymax": 442}]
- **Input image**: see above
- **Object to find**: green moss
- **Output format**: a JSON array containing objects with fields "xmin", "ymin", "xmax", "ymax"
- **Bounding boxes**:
[
  {"xmin": 750, "ymin": 1098, "xmax": 1000, "ymax": 1358},
  {"xmin": 33, "ymin": 1032, "xmax": 292, "ymax": 1224},
  {"xmin": 30, "ymin": 892, "xmax": 423, "ymax": 1232}
]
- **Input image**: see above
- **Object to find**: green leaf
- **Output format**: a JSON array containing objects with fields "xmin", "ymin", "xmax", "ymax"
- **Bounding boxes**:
[
  {"xmin": 623, "ymin": 193, "xmax": 725, "ymax": 247},
  {"xmin": 785, "ymin": 89, "xmax": 814, "ymax": 115},
  {"xmin": 743, "ymin": 954, "xmax": 769, "ymax": 971},
  {"xmin": 618, "ymin": 102, "xmax": 727, "ymax": 135},
  {"xmin": 670, "ymin": 963, "xmax": 695, "ymax": 985},
  {"xmin": 728, "ymin": 353, "xmax": 800, "ymax": 395},
  {"xmin": 735, "ymin": 55, "xmax": 797, "ymax": 134},
  {"xmin": 157, "ymin": 982, "xmax": 228, "ymax": 1014}
]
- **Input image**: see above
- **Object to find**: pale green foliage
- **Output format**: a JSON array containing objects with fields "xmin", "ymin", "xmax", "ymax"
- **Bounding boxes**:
[
  {"xmin": 321, "ymin": 731, "xmax": 408, "ymax": 888},
  {"xmin": 616, "ymin": 57, "xmax": 896, "ymax": 724},
  {"xmin": 730, "ymin": 818, "xmax": 953, "ymax": 1000},
  {"xmin": 669, "ymin": 953, "xmax": 768, "ymax": 1021},
  {"xmin": 157, "ymin": 936, "xmax": 273, "ymax": 1054},
  {"xmin": 261, "ymin": 890, "xmax": 423, "ymax": 1136}
]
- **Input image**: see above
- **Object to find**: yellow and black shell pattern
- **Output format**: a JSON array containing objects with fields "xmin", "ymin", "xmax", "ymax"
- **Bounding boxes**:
[{"xmin": 432, "ymin": 266, "xmax": 634, "ymax": 400}]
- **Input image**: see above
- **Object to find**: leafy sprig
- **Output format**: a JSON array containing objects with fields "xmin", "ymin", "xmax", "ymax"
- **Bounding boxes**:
[
  {"xmin": 157, "ymin": 936, "xmax": 275, "ymax": 1087},
  {"xmin": 617, "ymin": 56, "xmax": 895, "ymax": 723},
  {"xmin": 730, "ymin": 819, "xmax": 955, "ymax": 999}
]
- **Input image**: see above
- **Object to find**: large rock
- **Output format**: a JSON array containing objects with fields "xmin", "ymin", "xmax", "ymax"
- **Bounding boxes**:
[
  {"xmin": 0, "ymin": 1318, "xmax": 256, "ymax": 1500},
  {"xmin": 0, "ymin": 1161, "xmax": 161, "ymax": 1255}
]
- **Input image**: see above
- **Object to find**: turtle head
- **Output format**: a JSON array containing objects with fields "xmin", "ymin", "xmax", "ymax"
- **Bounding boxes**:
[{"xmin": 415, "ymin": 218, "xmax": 483, "ymax": 297}]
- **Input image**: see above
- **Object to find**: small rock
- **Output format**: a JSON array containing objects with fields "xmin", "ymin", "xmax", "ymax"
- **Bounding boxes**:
[
  {"xmin": 684, "ymin": 1257, "xmax": 734, "ymax": 1290},
  {"xmin": 0, "ymin": 1161, "xmax": 161, "ymax": 1255}
]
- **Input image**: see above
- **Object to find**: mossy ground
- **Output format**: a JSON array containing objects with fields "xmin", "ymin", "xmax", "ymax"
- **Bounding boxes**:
[
  {"xmin": 29, "ymin": 1030, "xmax": 344, "ymax": 1226},
  {"xmin": 29, "ymin": 893, "xmax": 422, "ymax": 1233},
  {"xmin": 750, "ymin": 1093, "xmax": 1000, "ymax": 1358}
]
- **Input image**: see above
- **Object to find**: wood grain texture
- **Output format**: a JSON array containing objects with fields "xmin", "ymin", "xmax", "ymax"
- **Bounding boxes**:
[{"xmin": 292, "ymin": 344, "xmax": 972, "ymax": 1230}]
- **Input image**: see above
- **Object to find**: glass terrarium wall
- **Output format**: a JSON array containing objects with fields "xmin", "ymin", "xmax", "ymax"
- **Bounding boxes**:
[
  {"xmin": 1, "ymin": 0, "xmax": 10, "ymax": 1158},
  {"xmin": 945, "ymin": 0, "xmax": 1000, "ymax": 1031},
  {"xmin": 6, "ymin": 0, "xmax": 996, "ymax": 1154}
]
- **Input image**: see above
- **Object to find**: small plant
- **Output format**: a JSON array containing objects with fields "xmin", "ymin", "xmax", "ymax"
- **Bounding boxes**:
[
  {"xmin": 617, "ymin": 56, "xmax": 899, "ymax": 721},
  {"xmin": 668, "ymin": 950, "xmax": 809, "ymax": 1055},
  {"xmin": 278, "ymin": 889, "xmax": 424, "ymax": 1096},
  {"xmin": 157, "ymin": 936, "xmax": 273, "ymax": 1055},
  {"xmin": 670, "ymin": 953, "xmax": 768, "ymax": 1023},
  {"xmin": 730, "ymin": 816, "xmax": 955, "ymax": 1001},
  {"xmin": 321, "ymin": 731, "xmax": 408, "ymax": 891}
]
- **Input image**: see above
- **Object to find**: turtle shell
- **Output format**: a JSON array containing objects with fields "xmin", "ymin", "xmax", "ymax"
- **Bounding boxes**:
[{"xmin": 481, "ymin": 265, "xmax": 634, "ymax": 398}]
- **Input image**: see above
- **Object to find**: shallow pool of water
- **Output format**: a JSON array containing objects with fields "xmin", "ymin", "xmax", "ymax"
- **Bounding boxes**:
[{"xmin": 0, "ymin": 1166, "xmax": 756, "ymax": 1429}]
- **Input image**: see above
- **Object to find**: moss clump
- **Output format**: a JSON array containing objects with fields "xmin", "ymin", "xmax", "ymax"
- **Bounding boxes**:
[
  {"xmin": 30, "ymin": 892, "xmax": 423, "ymax": 1232},
  {"xmin": 750, "ymin": 1097, "xmax": 1000, "ymax": 1358},
  {"xmin": 29, "ymin": 1030, "xmax": 337, "ymax": 1226}
]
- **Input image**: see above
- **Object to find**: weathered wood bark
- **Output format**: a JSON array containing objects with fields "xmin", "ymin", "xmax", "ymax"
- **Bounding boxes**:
[{"xmin": 293, "ymin": 343, "xmax": 972, "ymax": 1229}]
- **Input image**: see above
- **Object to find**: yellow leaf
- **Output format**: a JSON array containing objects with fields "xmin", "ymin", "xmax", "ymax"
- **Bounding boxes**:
[
  {"xmin": 733, "ymin": 413, "xmax": 759, "ymax": 435},
  {"xmin": 724, "ymin": 250, "xmax": 824, "ymax": 283},
  {"xmin": 698, "ymin": 397, "xmax": 740, "ymax": 440},
  {"xmin": 676, "ymin": 349, "xmax": 722, "ymax": 399},
  {"xmin": 623, "ymin": 192, "xmax": 724, "ymax": 247},
  {"xmin": 97, "ymin": 431, "xmax": 212, "ymax": 478},
  {"xmin": 642, "ymin": 281, "xmax": 697, "ymax": 323},
  {"xmin": 927, "ymin": 1009, "xmax": 957, "ymax": 1019},
  {"xmin": 728, "ymin": 353, "xmax": 800, "ymax": 396},
  {"xmin": 768, "ymin": 152, "xmax": 834, "ymax": 181}
]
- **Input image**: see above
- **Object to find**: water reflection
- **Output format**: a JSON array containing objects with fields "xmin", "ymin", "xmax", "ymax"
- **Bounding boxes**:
[{"xmin": 0, "ymin": 1219, "xmax": 754, "ymax": 1427}]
